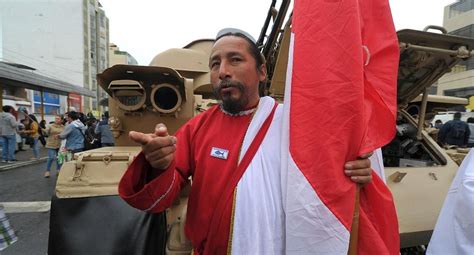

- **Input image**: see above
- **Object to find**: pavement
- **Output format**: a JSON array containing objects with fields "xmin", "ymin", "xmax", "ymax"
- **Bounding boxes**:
[{"xmin": 0, "ymin": 146, "xmax": 48, "ymax": 172}]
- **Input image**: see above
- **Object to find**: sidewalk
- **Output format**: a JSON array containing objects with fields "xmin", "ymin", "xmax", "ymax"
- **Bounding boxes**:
[{"xmin": 0, "ymin": 146, "xmax": 48, "ymax": 172}]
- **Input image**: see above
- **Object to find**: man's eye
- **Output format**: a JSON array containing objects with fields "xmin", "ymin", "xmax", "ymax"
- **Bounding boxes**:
[
  {"xmin": 211, "ymin": 62, "xmax": 220, "ymax": 68},
  {"xmin": 231, "ymin": 57, "xmax": 242, "ymax": 63}
]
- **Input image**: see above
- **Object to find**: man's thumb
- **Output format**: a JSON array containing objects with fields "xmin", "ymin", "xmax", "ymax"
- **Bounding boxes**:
[{"xmin": 154, "ymin": 123, "xmax": 169, "ymax": 137}]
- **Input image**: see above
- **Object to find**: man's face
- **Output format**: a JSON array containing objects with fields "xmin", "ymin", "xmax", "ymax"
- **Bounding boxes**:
[{"xmin": 209, "ymin": 36, "xmax": 266, "ymax": 114}]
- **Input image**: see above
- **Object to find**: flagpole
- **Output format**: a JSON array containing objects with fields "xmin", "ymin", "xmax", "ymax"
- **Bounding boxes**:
[{"xmin": 347, "ymin": 185, "xmax": 360, "ymax": 255}]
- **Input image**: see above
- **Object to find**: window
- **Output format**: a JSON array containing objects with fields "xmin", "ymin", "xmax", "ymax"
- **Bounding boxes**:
[{"xmin": 448, "ymin": 0, "xmax": 474, "ymax": 18}]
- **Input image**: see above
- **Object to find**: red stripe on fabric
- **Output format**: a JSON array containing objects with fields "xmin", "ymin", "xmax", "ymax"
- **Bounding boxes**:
[
  {"xmin": 358, "ymin": 174, "xmax": 399, "ymax": 255},
  {"xmin": 291, "ymin": 0, "xmax": 364, "ymax": 232},
  {"xmin": 204, "ymin": 102, "xmax": 279, "ymax": 255},
  {"xmin": 290, "ymin": 0, "xmax": 399, "ymax": 254}
]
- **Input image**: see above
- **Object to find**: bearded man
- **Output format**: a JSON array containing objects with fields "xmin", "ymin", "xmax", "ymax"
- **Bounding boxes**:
[{"xmin": 119, "ymin": 30, "xmax": 373, "ymax": 254}]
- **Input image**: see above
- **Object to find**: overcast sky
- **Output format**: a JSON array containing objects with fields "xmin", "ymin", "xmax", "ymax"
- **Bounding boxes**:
[{"xmin": 100, "ymin": 0, "xmax": 458, "ymax": 65}]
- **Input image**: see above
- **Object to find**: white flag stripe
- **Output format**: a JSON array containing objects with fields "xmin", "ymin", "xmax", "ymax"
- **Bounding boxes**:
[{"xmin": 282, "ymin": 33, "xmax": 349, "ymax": 254}]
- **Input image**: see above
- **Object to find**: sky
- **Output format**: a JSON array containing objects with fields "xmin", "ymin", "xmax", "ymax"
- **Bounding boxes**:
[{"xmin": 100, "ymin": 0, "xmax": 458, "ymax": 65}]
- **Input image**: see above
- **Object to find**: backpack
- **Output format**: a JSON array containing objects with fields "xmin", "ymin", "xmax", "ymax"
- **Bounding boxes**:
[
  {"xmin": 85, "ymin": 126, "xmax": 101, "ymax": 150},
  {"xmin": 76, "ymin": 126, "xmax": 100, "ymax": 151},
  {"xmin": 451, "ymin": 121, "xmax": 466, "ymax": 139}
]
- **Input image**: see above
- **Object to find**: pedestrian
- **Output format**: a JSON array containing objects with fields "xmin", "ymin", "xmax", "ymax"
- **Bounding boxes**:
[
  {"xmin": 438, "ymin": 112, "xmax": 471, "ymax": 147},
  {"xmin": 43, "ymin": 115, "xmax": 65, "ymax": 178},
  {"xmin": 0, "ymin": 205, "xmax": 18, "ymax": 251},
  {"xmin": 434, "ymin": 119, "xmax": 443, "ymax": 129},
  {"xmin": 15, "ymin": 121, "xmax": 25, "ymax": 153},
  {"xmin": 23, "ymin": 114, "xmax": 41, "ymax": 160},
  {"xmin": 84, "ymin": 118, "xmax": 100, "ymax": 150},
  {"xmin": 95, "ymin": 111, "xmax": 115, "ymax": 147},
  {"xmin": 118, "ymin": 30, "xmax": 374, "ymax": 254},
  {"xmin": 57, "ymin": 111, "xmax": 85, "ymax": 155},
  {"xmin": 0, "ymin": 105, "xmax": 18, "ymax": 163}
]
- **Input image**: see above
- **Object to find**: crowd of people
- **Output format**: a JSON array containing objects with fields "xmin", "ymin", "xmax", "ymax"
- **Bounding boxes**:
[{"xmin": 0, "ymin": 106, "xmax": 115, "ymax": 177}]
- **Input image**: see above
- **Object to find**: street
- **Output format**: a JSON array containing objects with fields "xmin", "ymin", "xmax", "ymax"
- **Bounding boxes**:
[{"xmin": 0, "ymin": 149, "xmax": 51, "ymax": 255}]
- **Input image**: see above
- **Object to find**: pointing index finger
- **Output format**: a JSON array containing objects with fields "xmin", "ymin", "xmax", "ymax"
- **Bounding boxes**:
[{"xmin": 129, "ymin": 131, "xmax": 153, "ymax": 146}]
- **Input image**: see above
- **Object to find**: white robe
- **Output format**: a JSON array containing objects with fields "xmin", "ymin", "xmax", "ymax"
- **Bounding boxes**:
[
  {"xmin": 231, "ymin": 96, "xmax": 285, "ymax": 254},
  {"xmin": 427, "ymin": 149, "xmax": 474, "ymax": 255}
]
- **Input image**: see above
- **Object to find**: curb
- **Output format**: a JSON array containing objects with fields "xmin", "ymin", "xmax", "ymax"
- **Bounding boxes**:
[{"xmin": 0, "ymin": 157, "xmax": 48, "ymax": 172}]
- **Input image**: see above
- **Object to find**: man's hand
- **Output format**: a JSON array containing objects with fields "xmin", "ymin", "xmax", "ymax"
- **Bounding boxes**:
[
  {"xmin": 344, "ymin": 152, "xmax": 373, "ymax": 185},
  {"xmin": 129, "ymin": 123, "xmax": 177, "ymax": 170}
]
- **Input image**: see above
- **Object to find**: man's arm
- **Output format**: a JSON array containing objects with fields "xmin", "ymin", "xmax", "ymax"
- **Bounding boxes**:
[
  {"xmin": 58, "ymin": 125, "xmax": 72, "ymax": 139},
  {"xmin": 119, "ymin": 123, "xmax": 188, "ymax": 213}
]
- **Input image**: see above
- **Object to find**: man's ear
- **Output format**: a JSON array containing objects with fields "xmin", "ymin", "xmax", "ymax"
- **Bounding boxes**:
[{"xmin": 258, "ymin": 64, "xmax": 267, "ymax": 82}]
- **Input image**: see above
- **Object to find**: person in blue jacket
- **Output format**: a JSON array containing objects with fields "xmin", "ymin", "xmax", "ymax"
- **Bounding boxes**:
[
  {"xmin": 95, "ymin": 111, "xmax": 115, "ymax": 147},
  {"xmin": 57, "ymin": 111, "xmax": 86, "ymax": 154}
]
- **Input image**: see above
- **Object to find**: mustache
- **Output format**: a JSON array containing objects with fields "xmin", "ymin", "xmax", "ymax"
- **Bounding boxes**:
[{"xmin": 218, "ymin": 79, "xmax": 242, "ymax": 90}]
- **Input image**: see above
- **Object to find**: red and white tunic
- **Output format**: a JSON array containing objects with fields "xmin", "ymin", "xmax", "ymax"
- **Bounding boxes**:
[{"xmin": 119, "ymin": 96, "xmax": 284, "ymax": 254}]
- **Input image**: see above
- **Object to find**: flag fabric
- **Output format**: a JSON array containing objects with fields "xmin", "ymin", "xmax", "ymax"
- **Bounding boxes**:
[
  {"xmin": 427, "ymin": 149, "xmax": 474, "ymax": 255},
  {"xmin": 282, "ymin": 0, "xmax": 399, "ymax": 254}
]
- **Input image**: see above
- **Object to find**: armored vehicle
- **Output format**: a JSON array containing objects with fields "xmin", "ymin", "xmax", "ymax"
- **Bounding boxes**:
[
  {"xmin": 381, "ymin": 28, "xmax": 474, "ymax": 250},
  {"xmin": 48, "ymin": 1, "xmax": 474, "ymax": 254}
]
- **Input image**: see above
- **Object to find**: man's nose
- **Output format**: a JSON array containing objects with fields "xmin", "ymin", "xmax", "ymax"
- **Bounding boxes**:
[{"xmin": 218, "ymin": 61, "xmax": 231, "ymax": 80}]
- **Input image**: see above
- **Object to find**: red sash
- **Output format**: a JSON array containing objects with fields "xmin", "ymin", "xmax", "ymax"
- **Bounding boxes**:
[{"xmin": 202, "ymin": 102, "xmax": 278, "ymax": 254}]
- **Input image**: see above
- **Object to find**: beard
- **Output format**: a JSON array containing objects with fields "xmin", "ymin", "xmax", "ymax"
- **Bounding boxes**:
[{"xmin": 213, "ymin": 79, "xmax": 249, "ymax": 114}]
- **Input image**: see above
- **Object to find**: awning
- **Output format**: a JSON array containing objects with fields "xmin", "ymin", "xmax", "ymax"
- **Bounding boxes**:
[{"xmin": 0, "ymin": 61, "xmax": 95, "ymax": 97}]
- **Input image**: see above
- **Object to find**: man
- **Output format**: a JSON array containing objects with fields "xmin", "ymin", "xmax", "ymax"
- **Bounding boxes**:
[
  {"xmin": 84, "ymin": 117, "xmax": 100, "ymax": 150},
  {"xmin": 95, "ymin": 111, "xmax": 115, "ymax": 147},
  {"xmin": 57, "ymin": 111, "xmax": 85, "ymax": 154},
  {"xmin": 119, "ymin": 31, "xmax": 374, "ymax": 254},
  {"xmin": 0, "ymin": 106, "xmax": 18, "ymax": 163},
  {"xmin": 438, "ymin": 112, "xmax": 471, "ymax": 147}
]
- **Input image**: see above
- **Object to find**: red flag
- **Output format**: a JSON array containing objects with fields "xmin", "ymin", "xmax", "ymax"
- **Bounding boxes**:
[{"xmin": 282, "ymin": 0, "xmax": 399, "ymax": 253}]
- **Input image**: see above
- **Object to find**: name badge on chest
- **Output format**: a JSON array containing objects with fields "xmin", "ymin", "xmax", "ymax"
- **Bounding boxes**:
[{"xmin": 210, "ymin": 147, "xmax": 229, "ymax": 160}]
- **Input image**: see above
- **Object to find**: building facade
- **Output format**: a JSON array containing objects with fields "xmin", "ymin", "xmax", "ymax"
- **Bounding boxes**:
[
  {"xmin": 99, "ymin": 43, "xmax": 138, "ymax": 110},
  {"xmin": 84, "ymin": 0, "xmax": 110, "ymax": 116},
  {"xmin": 438, "ymin": 0, "xmax": 474, "ymax": 109},
  {"xmin": 109, "ymin": 43, "xmax": 139, "ymax": 66},
  {"xmin": 0, "ymin": 0, "xmax": 109, "ymax": 118}
]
